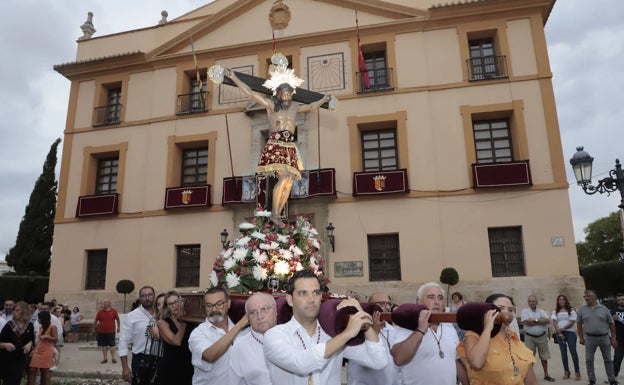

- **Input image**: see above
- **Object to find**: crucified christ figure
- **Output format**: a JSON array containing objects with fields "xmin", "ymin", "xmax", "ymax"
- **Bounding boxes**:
[{"xmin": 209, "ymin": 54, "xmax": 336, "ymax": 223}]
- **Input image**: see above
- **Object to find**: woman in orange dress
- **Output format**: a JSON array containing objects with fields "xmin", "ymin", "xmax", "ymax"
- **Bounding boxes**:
[{"xmin": 28, "ymin": 311, "xmax": 57, "ymax": 385}]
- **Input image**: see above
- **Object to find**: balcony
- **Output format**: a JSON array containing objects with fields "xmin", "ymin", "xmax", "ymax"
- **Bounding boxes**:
[
  {"xmin": 472, "ymin": 160, "xmax": 532, "ymax": 188},
  {"xmin": 164, "ymin": 185, "xmax": 211, "ymax": 209},
  {"xmin": 353, "ymin": 169, "xmax": 409, "ymax": 197},
  {"xmin": 357, "ymin": 68, "xmax": 394, "ymax": 93},
  {"xmin": 222, "ymin": 169, "xmax": 337, "ymax": 205},
  {"xmin": 76, "ymin": 193, "xmax": 119, "ymax": 217},
  {"xmin": 93, "ymin": 104, "xmax": 122, "ymax": 127},
  {"xmin": 467, "ymin": 55, "xmax": 508, "ymax": 81},
  {"xmin": 177, "ymin": 92, "xmax": 208, "ymax": 115}
]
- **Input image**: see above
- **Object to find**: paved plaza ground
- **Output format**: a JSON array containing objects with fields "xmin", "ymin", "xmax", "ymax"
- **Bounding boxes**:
[{"xmin": 49, "ymin": 334, "xmax": 619, "ymax": 385}]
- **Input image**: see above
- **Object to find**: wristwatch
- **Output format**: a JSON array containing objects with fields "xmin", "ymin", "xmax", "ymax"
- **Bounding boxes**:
[{"xmin": 534, "ymin": 318, "xmax": 539, "ymax": 323}]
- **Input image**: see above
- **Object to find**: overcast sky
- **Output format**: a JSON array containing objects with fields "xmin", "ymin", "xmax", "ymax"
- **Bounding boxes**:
[{"xmin": 1, "ymin": 0, "xmax": 622, "ymax": 261}]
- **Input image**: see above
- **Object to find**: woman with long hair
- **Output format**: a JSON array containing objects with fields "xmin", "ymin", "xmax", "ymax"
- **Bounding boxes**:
[
  {"xmin": 155, "ymin": 291, "xmax": 194, "ymax": 385},
  {"xmin": 457, "ymin": 294, "xmax": 539, "ymax": 385},
  {"xmin": 28, "ymin": 311, "xmax": 57, "ymax": 385},
  {"xmin": 0, "ymin": 301, "xmax": 34, "ymax": 385},
  {"xmin": 551, "ymin": 294, "xmax": 581, "ymax": 380}
]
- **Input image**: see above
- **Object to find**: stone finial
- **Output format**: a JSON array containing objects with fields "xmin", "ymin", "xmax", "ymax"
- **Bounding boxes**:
[
  {"xmin": 79, "ymin": 12, "xmax": 96, "ymax": 40},
  {"xmin": 159, "ymin": 10, "xmax": 168, "ymax": 25}
]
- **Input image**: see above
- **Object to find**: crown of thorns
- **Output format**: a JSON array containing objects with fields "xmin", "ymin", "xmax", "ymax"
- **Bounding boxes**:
[{"xmin": 263, "ymin": 53, "xmax": 304, "ymax": 95}]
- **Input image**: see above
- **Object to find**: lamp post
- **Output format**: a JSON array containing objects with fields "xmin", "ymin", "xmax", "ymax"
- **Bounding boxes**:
[
  {"xmin": 570, "ymin": 146, "xmax": 624, "ymax": 256},
  {"xmin": 569, "ymin": 146, "xmax": 624, "ymax": 209},
  {"xmin": 326, "ymin": 223, "xmax": 335, "ymax": 252},
  {"xmin": 220, "ymin": 229, "xmax": 229, "ymax": 248}
]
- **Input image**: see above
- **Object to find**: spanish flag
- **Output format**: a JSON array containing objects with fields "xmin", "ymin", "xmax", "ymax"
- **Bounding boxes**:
[{"xmin": 356, "ymin": 10, "xmax": 370, "ymax": 89}]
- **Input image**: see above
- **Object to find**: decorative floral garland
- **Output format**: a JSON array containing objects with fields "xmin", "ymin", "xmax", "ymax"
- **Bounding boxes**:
[{"xmin": 209, "ymin": 206, "xmax": 330, "ymax": 293}]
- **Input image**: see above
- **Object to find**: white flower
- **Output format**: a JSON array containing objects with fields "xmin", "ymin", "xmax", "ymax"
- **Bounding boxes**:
[
  {"xmin": 277, "ymin": 234, "xmax": 289, "ymax": 244},
  {"xmin": 251, "ymin": 231, "xmax": 266, "ymax": 240},
  {"xmin": 260, "ymin": 241, "xmax": 279, "ymax": 250},
  {"xmin": 280, "ymin": 249, "xmax": 293, "ymax": 261},
  {"xmin": 253, "ymin": 249, "xmax": 268, "ymax": 264},
  {"xmin": 223, "ymin": 258, "xmax": 236, "ymax": 271},
  {"xmin": 233, "ymin": 247, "xmax": 248, "ymax": 262},
  {"xmin": 226, "ymin": 272, "xmax": 241, "ymax": 288},
  {"xmin": 274, "ymin": 260, "xmax": 290, "ymax": 276},
  {"xmin": 295, "ymin": 262, "xmax": 304, "ymax": 271},
  {"xmin": 311, "ymin": 239, "xmax": 320, "ymax": 249},
  {"xmin": 239, "ymin": 222, "xmax": 255, "ymax": 230},
  {"xmin": 290, "ymin": 245, "xmax": 304, "ymax": 256},
  {"xmin": 309, "ymin": 256, "xmax": 317, "ymax": 267},
  {"xmin": 256, "ymin": 210, "xmax": 272, "ymax": 217},
  {"xmin": 236, "ymin": 236, "xmax": 251, "ymax": 246},
  {"xmin": 253, "ymin": 265, "xmax": 268, "ymax": 281},
  {"xmin": 223, "ymin": 248, "xmax": 233, "ymax": 259},
  {"xmin": 209, "ymin": 271, "xmax": 218, "ymax": 287}
]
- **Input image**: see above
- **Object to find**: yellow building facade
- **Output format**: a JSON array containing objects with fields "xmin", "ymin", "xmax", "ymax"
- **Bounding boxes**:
[{"xmin": 51, "ymin": 0, "xmax": 582, "ymax": 317}]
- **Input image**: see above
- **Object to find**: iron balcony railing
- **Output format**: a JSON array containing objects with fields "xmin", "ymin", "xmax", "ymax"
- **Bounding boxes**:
[
  {"xmin": 177, "ymin": 92, "xmax": 208, "ymax": 115},
  {"xmin": 357, "ymin": 67, "xmax": 394, "ymax": 93},
  {"xmin": 93, "ymin": 104, "xmax": 122, "ymax": 126},
  {"xmin": 467, "ymin": 55, "xmax": 508, "ymax": 81}
]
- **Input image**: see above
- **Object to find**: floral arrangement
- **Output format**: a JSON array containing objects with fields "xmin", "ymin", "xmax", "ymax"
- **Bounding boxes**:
[{"xmin": 209, "ymin": 206, "xmax": 330, "ymax": 293}]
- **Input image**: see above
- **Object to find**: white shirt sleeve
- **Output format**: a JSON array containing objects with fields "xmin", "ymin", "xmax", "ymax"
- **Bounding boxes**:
[{"xmin": 264, "ymin": 325, "xmax": 328, "ymax": 376}]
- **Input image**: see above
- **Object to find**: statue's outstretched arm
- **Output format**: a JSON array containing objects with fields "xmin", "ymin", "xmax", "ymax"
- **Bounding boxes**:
[
  {"xmin": 208, "ymin": 65, "xmax": 271, "ymax": 109},
  {"xmin": 298, "ymin": 94, "xmax": 337, "ymax": 113}
]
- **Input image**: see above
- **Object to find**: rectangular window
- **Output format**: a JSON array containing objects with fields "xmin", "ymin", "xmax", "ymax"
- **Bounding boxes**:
[
  {"xmin": 361, "ymin": 129, "xmax": 398, "ymax": 171},
  {"xmin": 96, "ymin": 157, "xmax": 119, "ymax": 194},
  {"xmin": 182, "ymin": 148, "xmax": 208, "ymax": 186},
  {"xmin": 176, "ymin": 245, "xmax": 200, "ymax": 287},
  {"xmin": 473, "ymin": 119, "xmax": 512, "ymax": 164},
  {"xmin": 488, "ymin": 227, "xmax": 525, "ymax": 277},
  {"xmin": 189, "ymin": 77, "xmax": 207, "ymax": 112},
  {"xmin": 368, "ymin": 234, "xmax": 401, "ymax": 281},
  {"xmin": 468, "ymin": 38, "xmax": 507, "ymax": 80},
  {"xmin": 106, "ymin": 88, "xmax": 122, "ymax": 123},
  {"xmin": 85, "ymin": 250, "xmax": 107, "ymax": 290},
  {"xmin": 364, "ymin": 51, "xmax": 388, "ymax": 89}
]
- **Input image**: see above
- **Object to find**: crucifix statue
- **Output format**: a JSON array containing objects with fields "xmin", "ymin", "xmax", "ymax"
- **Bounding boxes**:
[{"xmin": 209, "ymin": 53, "xmax": 337, "ymax": 223}]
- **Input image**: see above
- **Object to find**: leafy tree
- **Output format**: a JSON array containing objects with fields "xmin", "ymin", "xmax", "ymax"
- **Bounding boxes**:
[
  {"xmin": 6, "ymin": 138, "xmax": 61, "ymax": 275},
  {"xmin": 439, "ymin": 267, "xmax": 459, "ymax": 307},
  {"xmin": 116, "ymin": 279, "xmax": 135, "ymax": 313},
  {"xmin": 576, "ymin": 211, "xmax": 623, "ymax": 267}
]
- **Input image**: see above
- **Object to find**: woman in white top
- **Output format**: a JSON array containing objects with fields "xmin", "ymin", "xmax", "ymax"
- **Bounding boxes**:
[{"xmin": 551, "ymin": 294, "xmax": 581, "ymax": 380}]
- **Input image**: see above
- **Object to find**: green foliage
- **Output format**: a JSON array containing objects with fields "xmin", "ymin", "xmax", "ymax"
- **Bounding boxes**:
[
  {"xmin": 5, "ymin": 138, "xmax": 61, "ymax": 275},
  {"xmin": 439, "ymin": 267, "xmax": 459, "ymax": 307},
  {"xmin": 576, "ymin": 211, "xmax": 623, "ymax": 267},
  {"xmin": 116, "ymin": 279, "xmax": 135, "ymax": 313},
  {"xmin": 0, "ymin": 274, "xmax": 49, "ymax": 303},
  {"xmin": 580, "ymin": 260, "xmax": 624, "ymax": 297}
]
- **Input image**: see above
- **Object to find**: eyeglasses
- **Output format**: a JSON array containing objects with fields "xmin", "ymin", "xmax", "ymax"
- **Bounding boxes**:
[
  {"xmin": 140, "ymin": 293, "xmax": 155, "ymax": 299},
  {"xmin": 372, "ymin": 301, "xmax": 392, "ymax": 308},
  {"xmin": 205, "ymin": 300, "xmax": 227, "ymax": 310},
  {"xmin": 247, "ymin": 305, "xmax": 275, "ymax": 317},
  {"xmin": 167, "ymin": 299, "xmax": 181, "ymax": 307}
]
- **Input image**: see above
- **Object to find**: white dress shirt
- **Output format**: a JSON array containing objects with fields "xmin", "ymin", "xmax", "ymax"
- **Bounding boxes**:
[
  {"xmin": 0, "ymin": 316, "xmax": 7, "ymax": 333},
  {"xmin": 520, "ymin": 307, "xmax": 549, "ymax": 335},
  {"xmin": 118, "ymin": 306, "xmax": 153, "ymax": 357},
  {"xmin": 189, "ymin": 317, "xmax": 247, "ymax": 385},
  {"xmin": 392, "ymin": 323, "xmax": 459, "ymax": 385},
  {"xmin": 229, "ymin": 330, "xmax": 272, "ymax": 385},
  {"xmin": 264, "ymin": 317, "xmax": 387, "ymax": 385},
  {"xmin": 347, "ymin": 322, "xmax": 400, "ymax": 385}
]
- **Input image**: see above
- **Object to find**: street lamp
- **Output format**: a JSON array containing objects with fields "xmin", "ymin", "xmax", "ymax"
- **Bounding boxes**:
[
  {"xmin": 569, "ymin": 146, "xmax": 624, "ymax": 209},
  {"xmin": 326, "ymin": 223, "xmax": 335, "ymax": 252},
  {"xmin": 220, "ymin": 229, "xmax": 229, "ymax": 248}
]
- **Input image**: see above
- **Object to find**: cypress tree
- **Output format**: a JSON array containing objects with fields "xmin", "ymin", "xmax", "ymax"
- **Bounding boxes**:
[{"xmin": 6, "ymin": 138, "xmax": 61, "ymax": 275}]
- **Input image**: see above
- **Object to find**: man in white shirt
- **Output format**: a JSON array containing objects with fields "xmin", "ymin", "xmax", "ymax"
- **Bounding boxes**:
[
  {"xmin": 347, "ymin": 292, "xmax": 399, "ymax": 385},
  {"xmin": 229, "ymin": 292, "xmax": 277, "ymax": 385},
  {"xmin": 391, "ymin": 282, "xmax": 469, "ymax": 385},
  {"xmin": 521, "ymin": 294, "xmax": 554, "ymax": 382},
  {"xmin": 33, "ymin": 302, "xmax": 64, "ymax": 343},
  {"xmin": 264, "ymin": 269, "xmax": 387, "ymax": 385},
  {"xmin": 189, "ymin": 287, "xmax": 249, "ymax": 385},
  {"xmin": 118, "ymin": 285, "xmax": 156, "ymax": 385},
  {"xmin": 2, "ymin": 299, "xmax": 14, "ymax": 321}
]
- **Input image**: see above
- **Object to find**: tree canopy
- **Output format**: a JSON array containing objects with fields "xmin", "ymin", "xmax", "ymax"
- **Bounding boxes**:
[
  {"xmin": 6, "ymin": 138, "xmax": 61, "ymax": 275},
  {"xmin": 576, "ymin": 211, "xmax": 624, "ymax": 267}
]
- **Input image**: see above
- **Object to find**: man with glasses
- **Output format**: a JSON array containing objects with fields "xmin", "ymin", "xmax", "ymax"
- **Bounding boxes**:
[
  {"xmin": 189, "ymin": 287, "xmax": 249, "ymax": 385},
  {"xmin": 347, "ymin": 292, "xmax": 399, "ymax": 385},
  {"xmin": 229, "ymin": 292, "xmax": 277, "ymax": 385},
  {"xmin": 119, "ymin": 286, "xmax": 156, "ymax": 385}
]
